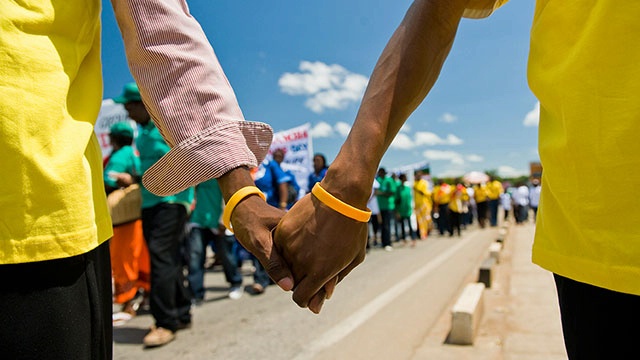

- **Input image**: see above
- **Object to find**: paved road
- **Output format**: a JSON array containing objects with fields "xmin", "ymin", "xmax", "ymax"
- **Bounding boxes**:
[{"xmin": 113, "ymin": 223, "xmax": 558, "ymax": 360}]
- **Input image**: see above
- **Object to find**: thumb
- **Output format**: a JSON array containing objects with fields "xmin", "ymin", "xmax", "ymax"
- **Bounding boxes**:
[{"xmin": 263, "ymin": 243, "xmax": 294, "ymax": 292}]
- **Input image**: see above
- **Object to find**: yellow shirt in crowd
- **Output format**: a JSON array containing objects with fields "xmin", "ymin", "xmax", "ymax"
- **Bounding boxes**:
[
  {"xmin": 485, "ymin": 180, "xmax": 503, "ymax": 200},
  {"xmin": 413, "ymin": 178, "xmax": 432, "ymax": 212},
  {"xmin": 433, "ymin": 184, "xmax": 453, "ymax": 205},
  {"xmin": 473, "ymin": 184, "xmax": 488, "ymax": 203},
  {"xmin": 0, "ymin": 1, "xmax": 112, "ymax": 264}
]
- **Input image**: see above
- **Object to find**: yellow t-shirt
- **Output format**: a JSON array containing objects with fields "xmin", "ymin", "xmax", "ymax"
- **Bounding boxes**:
[
  {"xmin": 485, "ymin": 180, "xmax": 503, "ymax": 200},
  {"xmin": 529, "ymin": 1, "xmax": 640, "ymax": 295},
  {"xmin": 473, "ymin": 184, "xmax": 488, "ymax": 203},
  {"xmin": 0, "ymin": 1, "xmax": 112, "ymax": 264}
]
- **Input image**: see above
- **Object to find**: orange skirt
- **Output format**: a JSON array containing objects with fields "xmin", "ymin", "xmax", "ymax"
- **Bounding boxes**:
[{"xmin": 110, "ymin": 219, "xmax": 150, "ymax": 304}]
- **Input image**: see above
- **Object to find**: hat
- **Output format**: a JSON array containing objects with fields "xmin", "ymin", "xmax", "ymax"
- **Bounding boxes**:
[
  {"xmin": 110, "ymin": 122, "xmax": 134, "ymax": 138},
  {"xmin": 113, "ymin": 82, "xmax": 141, "ymax": 104}
]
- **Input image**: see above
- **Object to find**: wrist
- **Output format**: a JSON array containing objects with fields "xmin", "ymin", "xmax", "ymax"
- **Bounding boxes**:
[
  {"xmin": 320, "ymin": 163, "xmax": 373, "ymax": 208},
  {"xmin": 218, "ymin": 166, "xmax": 255, "ymax": 202}
]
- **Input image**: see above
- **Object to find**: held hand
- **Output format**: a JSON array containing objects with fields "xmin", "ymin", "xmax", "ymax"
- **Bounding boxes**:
[
  {"xmin": 273, "ymin": 193, "xmax": 368, "ymax": 313},
  {"xmin": 230, "ymin": 196, "xmax": 294, "ymax": 291},
  {"xmin": 218, "ymin": 168, "xmax": 295, "ymax": 292}
]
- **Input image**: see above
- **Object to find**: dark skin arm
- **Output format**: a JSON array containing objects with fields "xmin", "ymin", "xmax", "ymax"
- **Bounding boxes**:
[{"xmin": 274, "ymin": 0, "xmax": 472, "ymax": 313}]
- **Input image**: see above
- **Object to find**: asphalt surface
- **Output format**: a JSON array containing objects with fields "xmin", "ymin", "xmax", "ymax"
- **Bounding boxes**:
[{"xmin": 112, "ymin": 220, "xmax": 567, "ymax": 360}]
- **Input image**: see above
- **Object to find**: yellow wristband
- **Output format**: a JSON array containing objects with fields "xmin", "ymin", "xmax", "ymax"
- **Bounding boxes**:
[
  {"xmin": 223, "ymin": 186, "xmax": 266, "ymax": 233},
  {"xmin": 311, "ymin": 183, "xmax": 371, "ymax": 222}
]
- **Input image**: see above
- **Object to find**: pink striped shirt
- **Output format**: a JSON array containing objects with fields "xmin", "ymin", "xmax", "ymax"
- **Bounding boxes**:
[{"xmin": 111, "ymin": 0, "xmax": 272, "ymax": 196}]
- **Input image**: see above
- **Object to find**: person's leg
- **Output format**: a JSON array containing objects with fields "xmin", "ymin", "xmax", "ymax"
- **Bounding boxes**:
[
  {"xmin": 477, "ymin": 201, "xmax": 487, "ymax": 228},
  {"xmin": 187, "ymin": 227, "xmax": 207, "ymax": 302},
  {"xmin": 110, "ymin": 222, "xmax": 141, "ymax": 306},
  {"xmin": 250, "ymin": 254, "xmax": 271, "ymax": 294},
  {"xmin": 398, "ymin": 216, "xmax": 406, "ymax": 240},
  {"xmin": 405, "ymin": 216, "xmax": 414, "ymax": 239},
  {"xmin": 142, "ymin": 203, "xmax": 191, "ymax": 333},
  {"xmin": 487, "ymin": 199, "xmax": 496, "ymax": 226},
  {"xmin": 554, "ymin": 274, "xmax": 640, "ymax": 359},
  {"xmin": 0, "ymin": 241, "xmax": 112, "ymax": 360},
  {"xmin": 371, "ymin": 214, "xmax": 380, "ymax": 245},
  {"xmin": 212, "ymin": 233, "xmax": 243, "ymax": 287},
  {"xmin": 380, "ymin": 210, "xmax": 392, "ymax": 247},
  {"xmin": 446, "ymin": 208, "xmax": 455, "ymax": 236},
  {"xmin": 449, "ymin": 212, "xmax": 460, "ymax": 236}
]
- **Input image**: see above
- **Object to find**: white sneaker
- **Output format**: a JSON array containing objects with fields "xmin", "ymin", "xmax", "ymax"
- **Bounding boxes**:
[
  {"xmin": 228, "ymin": 286, "xmax": 243, "ymax": 300},
  {"xmin": 384, "ymin": 245, "xmax": 393, "ymax": 252}
]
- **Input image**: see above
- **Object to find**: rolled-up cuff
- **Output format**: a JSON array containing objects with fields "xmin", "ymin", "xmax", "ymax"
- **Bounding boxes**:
[{"xmin": 142, "ymin": 120, "xmax": 273, "ymax": 196}]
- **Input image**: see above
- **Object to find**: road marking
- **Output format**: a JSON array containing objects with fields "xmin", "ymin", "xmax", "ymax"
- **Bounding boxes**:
[{"xmin": 294, "ymin": 231, "xmax": 480, "ymax": 360}]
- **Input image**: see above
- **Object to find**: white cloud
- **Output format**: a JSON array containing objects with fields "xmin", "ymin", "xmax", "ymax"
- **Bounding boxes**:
[
  {"xmin": 390, "ymin": 133, "xmax": 415, "ymax": 150},
  {"xmin": 279, "ymin": 61, "xmax": 368, "ymax": 113},
  {"xmin": 423, "ymin": 150, "xmax": 465, "ymax": 165},
  {"xmin": 414, "ymin": 132, "xmax": 464, "ymax": 146},
  {"xmin": 466, "ymin": 154, "xmax": 484, "ymax": 162},
  {"xmin": 523, "ymin": 102, "xmax": 540, "ymax": 127},
  {"xmin": 445, "ymin": 134, "xmax": 464, "ymax": 145},
  {"xmin": 334, "ymin": 121, "xmax": 352, "ymax": 137},
  {"xmin": 440, "ymin": 112, "xmax": 458, "ymax": 123},
  {"xmin": 399, "ymin": 124, "xmax": 411, "ymax": 133},
  {"xmin": 310, "ymin": 121, "xmax": 334, "ymax": 138},
  {"xmin": 497, "ymin": 166, "xmax": 528, "ymax": 178}
]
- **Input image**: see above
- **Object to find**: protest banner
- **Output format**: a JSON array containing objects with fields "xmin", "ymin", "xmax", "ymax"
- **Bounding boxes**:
[
  {"xmin": 94, "ymin": 99, "xmax": 136, "ymax": 160},
  {"xmin": 269, "ymin": 123, "xmax": 313, "ymax": 197}
]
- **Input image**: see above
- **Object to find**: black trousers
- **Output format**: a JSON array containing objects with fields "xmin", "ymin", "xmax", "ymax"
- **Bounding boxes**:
[
  {"xmin": 142, "ymin": 203, "xmax": 192, "ymax": 332},
  {"xmin": 379, "ymin": 210, "xmax": 393, "ymax": 247},
  {"xmin": 554, "ymin": 274, "xmax": 640, "ymax": 359},
  {"xmin": 0, "ymin": 241, "xmax": 112, "ymax": 359}
]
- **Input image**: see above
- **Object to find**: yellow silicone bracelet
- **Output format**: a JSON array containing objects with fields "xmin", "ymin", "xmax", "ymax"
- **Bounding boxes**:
[
  {"xmin": 223, "ymin": 186, "xmax": 266, "ymax": 233},
  {"xmin": 311, "ymin": 183, "xmax": 371, "ymax": 222}
]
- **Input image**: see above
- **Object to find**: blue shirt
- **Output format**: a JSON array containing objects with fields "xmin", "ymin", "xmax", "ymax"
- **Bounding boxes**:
[
  {"xmin": 254, "ymin": 159, "xmax": 291, "ymax": 207},
  {"xmin": 307, "ymin": 168, "xmax": 327, "ymax": 193}
]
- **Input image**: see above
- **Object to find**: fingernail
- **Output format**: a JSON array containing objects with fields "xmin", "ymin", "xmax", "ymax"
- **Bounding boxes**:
[
  {"xmin": 309, "ymin": 297, "xmax": 325, "ymax": 314},
  {"xmin": 326, "ymin": 289, "xmax": 333, "ymax": 300},
  {"xmin": 277, "ymin": 277, "xmax": 294, "ymax": 291}
]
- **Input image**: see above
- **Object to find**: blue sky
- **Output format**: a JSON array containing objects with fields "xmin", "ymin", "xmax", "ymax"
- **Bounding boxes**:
[{"xmin": 101, "ymin": 0, "xmax": 538, "ymax": 178}]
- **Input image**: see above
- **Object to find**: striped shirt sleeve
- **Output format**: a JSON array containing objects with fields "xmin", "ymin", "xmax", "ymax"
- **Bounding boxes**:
[{"xmin": 110, "ymin": 0, "xmax": 273, "ymax": 196}]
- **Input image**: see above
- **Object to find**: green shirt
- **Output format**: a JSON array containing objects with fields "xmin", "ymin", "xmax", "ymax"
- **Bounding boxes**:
[
  {"xmin": 396, "ymin": 183, "xmax": 413, "ymax": 217},
  {"xmin": 103, "ymin": 145, "xmax": 140, "ymax": 188},
  {"xmin": 191, "ymin": 179, "xmax": 223, "ymax": 229},
  {"xmin": 137, "ymin": 121, "xmax": 193, "ymax": 209},
  {"xmin": 376, "ymin": 176, "xmax": 396, "ymax": 211}
]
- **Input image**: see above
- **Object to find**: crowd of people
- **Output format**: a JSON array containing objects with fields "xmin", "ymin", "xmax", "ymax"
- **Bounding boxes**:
[
  {"xmin": 366, "ymin": 169, "xmax": 542, "ymax": 253},
  {"xmin": 105, "ymin": 91, "xmax": 544, "ymax": 346},
  {"xmin": 105, "ymin": 84, "xmax": 544, "ymax": 347},
  {"xmin": 104, "ymin": 83, "xmax": 336, "ymax": 347}
]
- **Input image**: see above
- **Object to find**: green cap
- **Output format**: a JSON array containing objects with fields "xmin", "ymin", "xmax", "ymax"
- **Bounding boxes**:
[
  {"xmin": 113, "ymin": 82, "xmax": 141, "ymax": 104},
  {"xmin": 109, "ymin": 122, "xmax": 134, "ymax": 138}
]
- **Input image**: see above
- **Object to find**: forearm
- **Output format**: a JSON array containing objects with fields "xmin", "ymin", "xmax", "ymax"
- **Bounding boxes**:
[{"xmin": 324, "ymin": 0, "xmax": 469, "ymax": 207}]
